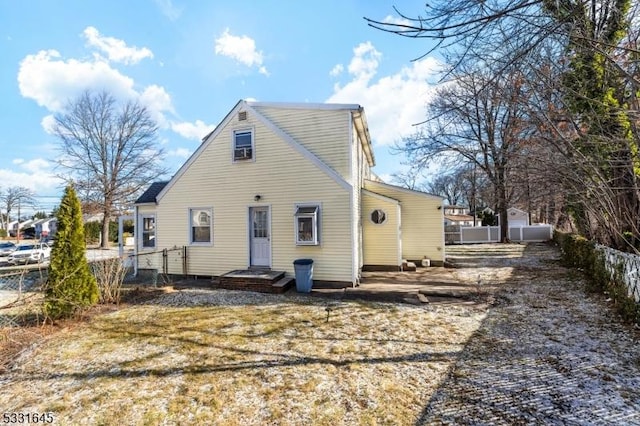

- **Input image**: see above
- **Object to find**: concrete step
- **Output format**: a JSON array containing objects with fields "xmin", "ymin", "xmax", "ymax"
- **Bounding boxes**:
[
  {"xmin": 272, "ymin": 277, "xmax": 294, "ymax": 293},
  {"xmin": 216, "ymin": 269, "xmax": 287, "ymax": 293}
]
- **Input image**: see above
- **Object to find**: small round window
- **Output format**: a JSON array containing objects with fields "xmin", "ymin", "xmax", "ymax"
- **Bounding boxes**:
[{"xmin": 371, "ymin": 209, "xmax": 387, "ymax": 225}]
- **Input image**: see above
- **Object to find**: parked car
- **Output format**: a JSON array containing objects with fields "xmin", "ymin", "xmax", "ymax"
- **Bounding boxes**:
[
  {"xmin": 40, "ymin": 236, "xmax": 56, "ymax": 246},
  {"xmin": 7, "ymin": 242, "xmax": 51, "ymax": 265},
  {"xmin": 0, "ymin": 242, "xmax": 16, "ymax": 257}
]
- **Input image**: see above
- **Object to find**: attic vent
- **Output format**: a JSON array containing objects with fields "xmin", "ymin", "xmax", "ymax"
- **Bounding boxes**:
[{"xmin": 238, "ymin": 111, "xmax": 247, "ymax": 121}]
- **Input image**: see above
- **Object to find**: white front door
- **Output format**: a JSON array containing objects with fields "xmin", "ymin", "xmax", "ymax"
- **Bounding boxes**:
[{"xmin": 250, "ymin": 206, "xmax": 270, "ymax": 267}]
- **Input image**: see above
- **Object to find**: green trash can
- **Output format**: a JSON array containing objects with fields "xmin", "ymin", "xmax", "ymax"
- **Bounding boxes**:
[{"xmin": 293, "ymin": 258, "xmax": 314, "ymax": 293}]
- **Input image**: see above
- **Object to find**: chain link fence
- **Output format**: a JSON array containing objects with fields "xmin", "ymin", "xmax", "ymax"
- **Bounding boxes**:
[
  {"xmin": 0, "ymin": 268, "xmax": 48, "ymax": 328},
  {"xmin": 1, "ymin": 246, "xmax": 189, "ymax": 328},
  {"xmin": 132, "ymin": 246, "xmax": 188, "ymax": 285}
]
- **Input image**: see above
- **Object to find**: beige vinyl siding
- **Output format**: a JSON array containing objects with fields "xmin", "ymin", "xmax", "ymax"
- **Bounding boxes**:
[
  {"xmin": 154, "ymin": 110, "xmax": 354, "ymax": 282},
  {"xmin": 364, "ymin": 180, "xmax": 444, "ymax": 263},
  {"xmin": 136, "ymin": 205, "xmax": 162, "ymax": 271},
  {"xmin": 253, "ymin": 105, "xmax": 351, "ymax": 180},
  {"xmin": 362, "ymin": 192, "xmax": 400, "ymax": 266}
]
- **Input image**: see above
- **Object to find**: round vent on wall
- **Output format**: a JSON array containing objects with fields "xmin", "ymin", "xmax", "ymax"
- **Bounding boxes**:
[{"xmin": 371, "ymin": 209, "xmax": 387, "ymax": 225}]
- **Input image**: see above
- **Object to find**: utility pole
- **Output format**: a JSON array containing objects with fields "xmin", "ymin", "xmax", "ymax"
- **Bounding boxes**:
[{"xmin": 17, "ymin": 198, "xmax": 20, "ymax": 244}]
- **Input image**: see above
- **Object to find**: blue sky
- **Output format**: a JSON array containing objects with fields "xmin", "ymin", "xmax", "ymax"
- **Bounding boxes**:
[{"xmin": 0, "ymin": 0, "xmax": 441, "ymax": 214}]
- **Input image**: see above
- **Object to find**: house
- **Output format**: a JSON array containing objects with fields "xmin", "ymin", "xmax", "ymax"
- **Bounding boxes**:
[
  {"xmin": 507, "ymin": 207, "xmax": 529, "ymax": 227},
  {"xmin": 7, "ymin": 220, "xmax": 19, "ymax": 237},
  {"xmin": 485, "ymin": 207, "xmax": 530, "ymax": 227},
  {"xmin": 134, "ymin": 100, "xmax": 445, "ymax": 287},
  {"xmin": 443, "ymin": 205, "xmax": 477, "ymax": 226},
  {"xmin": 33, "ymin": 218, "xmax": 57, "ymax": 239}
]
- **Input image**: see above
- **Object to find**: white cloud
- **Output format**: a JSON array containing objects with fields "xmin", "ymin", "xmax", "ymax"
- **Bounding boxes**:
[
  {"xmin": 140, "ymin": 85, "xmax": 174, "ymax": 127},
  {"xmin": 329, "ymin": 64, "xmax": 344, "ymax": 77},
  {"xmin": 0, "ymin": 159, "xmax": 61, "ymax": 193},
  {"xmin": 327, "ymin": 42, "xmax": 442, "ymax": 147},
  {"xmin": 18, "ymin": 49, "xmax": 136, "ymax": 111},
  {"xmin": 347, "ymin": 42, "xmax": 382, "ymax": 81},
  {"xmin": 171, "ymin": 120, "xmax": 215, "ymax": 140},
  {"xmin": 383, "ymin": 15, "xmax": 412, "ymax": 26},
  {"xmin": 167, "ymin": 147, "xmax": 192, "ymax": 159},
  {"xmin": 154, "ymin": 0, "xmax": 182, "ymax": 21},
  {"xmin": 17, "ymin": 29, "xmax": 221, "ymax": 163},
  {"xmin": 214, "ymin": 28, "xmax": 269, "ymax": 75},
  {"xmin": 17, "ymin": 50, "xmax": 184, "ymax": 137},
  {"xmin": 20, "ymin": 158, "xmax": 50, "ymax": 174},
  {"xmin": 41, "ymin": 114, "xmax": 56, "ymax": 134},
  {"xmin": 83, "ymin": 26, "xmax": 153, "ymax": 65}
]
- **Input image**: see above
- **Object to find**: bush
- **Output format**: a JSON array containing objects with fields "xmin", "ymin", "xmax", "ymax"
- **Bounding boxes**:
[
  {"xmin": 554, "ymin": 230, "xmax": 640, "ymax": 325},
  {"xmin": 84, "ymin": 221, "xmax": 101, "ymax": 244},
  {"xmin": 91, "ymin": 258, "xmax": 128, "ymax": 304},
  {"xmin": 0, "ymin": 229, "xmax": 6, "ymax": 238},
  {"xmin": 84, "ymin": 220, "xmax": 121, "ymax": 244},
  {"xmin": 555, "ymin": 231, "xmax": 595, "ymax": 270},
  {"xmin": 44, "ymin": 185, "xmax": 99, "ymax": 320},
  {"xmin": 109, "ymin": 221, "xmax": 118, "ymax": 243}
]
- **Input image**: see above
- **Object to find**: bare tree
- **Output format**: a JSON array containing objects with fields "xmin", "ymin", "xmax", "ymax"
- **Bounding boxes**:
[
  {"xmin": 389, "ymin": 163, "xmax": 429, "ymax": 191},
  {"xmin": 426, "ymin": 167, "xmax": 474, "ymax": 207},
  {"xmin": 367, "ymin": 0, "xmax": 640, "ymax": 250},
  {"xmin": 53, "ymin": 91, "xmax": 168, "ymax": 248},
  {"xmin": 365, "ymin": 1, "xmax": 639, "ymax": 85},
  {"xmin": 401, "ymin": 65, "xmax": 531, "ymax": 241},
  {"xmin": 0, "ymin": 186, "xmax": 36, "ymax": 228}
]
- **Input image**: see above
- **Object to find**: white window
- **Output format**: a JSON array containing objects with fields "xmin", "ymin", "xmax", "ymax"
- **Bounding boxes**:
[
  {"xmin": 370, "ymin": 209, "xmax": 387, "ymax": 225},
  {"xmin": 233, "ymin": 130, "xmax": 253, "ymax": 161},
  {"xmin": 295, "ymin": 205, "xmax": 320, "ymax": 245},
  {"xmin": 141, "ymin": 215, "xmax": 156, "ymax": 248},
  {"xmin": 189, "ymin": 208, "xmax": 212, "ymax": 244}
]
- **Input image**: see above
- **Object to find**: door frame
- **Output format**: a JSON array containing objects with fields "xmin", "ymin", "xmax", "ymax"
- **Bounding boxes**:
[{"xmin": 248, "ymin": 205, "xmax": 272, "ymax": 268}]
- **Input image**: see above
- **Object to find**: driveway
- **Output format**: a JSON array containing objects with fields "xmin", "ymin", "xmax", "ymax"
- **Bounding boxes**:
[
  {"xmin": 306, "ymin": 242, "xmax": 640, "ymax": 423},
  {"xmin": 419, "ymin": 243, "xmax": 640, "ymax": 424}
]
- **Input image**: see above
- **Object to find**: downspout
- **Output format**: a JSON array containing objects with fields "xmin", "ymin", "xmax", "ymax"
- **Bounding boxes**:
[
  {"xmin": 349, "ymin": 111, "xmax": 357, "ymax": 286},
  {"xmin": 134, "ymin": 205, "xmax": 138, "ymax": 277}
]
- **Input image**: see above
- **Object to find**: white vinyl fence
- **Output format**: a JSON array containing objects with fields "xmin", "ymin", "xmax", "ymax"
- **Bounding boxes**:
[
  {"xmin": 445, "ymin": 225, "xmax": 554, "ymax": 244},
  {"xmin": 595, "ymin": 245, "xmax": 640, "ymax": 303}
]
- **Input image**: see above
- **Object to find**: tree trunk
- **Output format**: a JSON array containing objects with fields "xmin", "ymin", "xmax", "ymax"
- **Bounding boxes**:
[
  {"xmin": 499, "ymin": 207, "xmax": 509, "ymax": 243},
  {"xmin": 101, "ymin": 211, "xmax": 111, "ymax": 249},
  {"xmin": 496, "ymin": 166, "xmax": 510, "ymax": 243}
]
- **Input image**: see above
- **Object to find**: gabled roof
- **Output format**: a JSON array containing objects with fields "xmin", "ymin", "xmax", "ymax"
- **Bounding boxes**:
[
  {"xmin": 364, "ymin": 179, "xmax": 444, "ymax": 201},
  {"xmin": 135, "ymin": 181, "xmax": 169, "ymax": 205},
  {"xmin": 362, "ymin": 189, "xmax": 400, "ymax": 204},
  {"xmin": 18, "ymin": 220, "xmax": 34, "ymax": 229},
  {"xmin": 508, "ymin": 207, "xmax": 528, "ymax": 214},
  {"xmin": 156, "ymin": 100, "xmax": 370, "ymax": 202}
]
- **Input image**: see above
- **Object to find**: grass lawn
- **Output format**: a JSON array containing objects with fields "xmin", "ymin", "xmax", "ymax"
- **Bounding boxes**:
[{"xmin": 0, "ymin": 289, "xmax": 486, "ymax": 425}]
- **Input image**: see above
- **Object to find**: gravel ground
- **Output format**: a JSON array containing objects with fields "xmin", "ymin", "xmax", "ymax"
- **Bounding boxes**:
[{"xmin": 422, "ymin": 243, "xmax": 640, "ymax": 425}]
